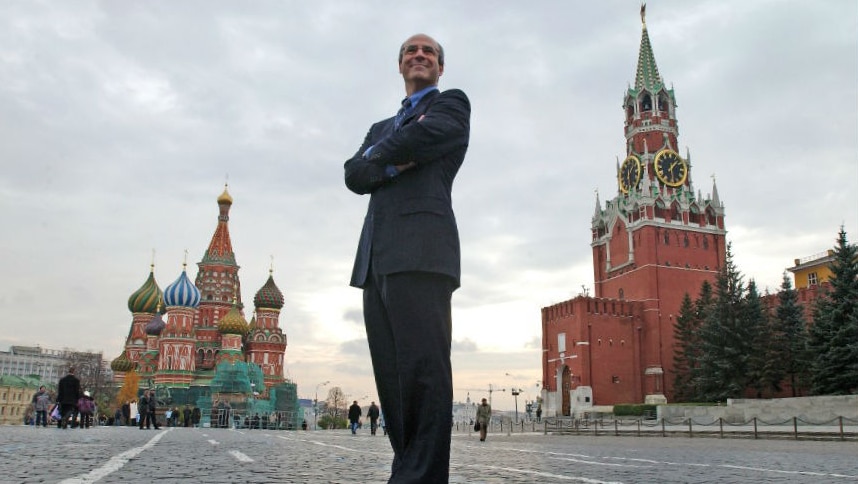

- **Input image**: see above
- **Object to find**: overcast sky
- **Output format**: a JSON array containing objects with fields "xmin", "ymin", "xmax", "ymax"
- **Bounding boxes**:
[{"xmin": 1, "ymin": 1, "xmax": 855, "ymax": 411}]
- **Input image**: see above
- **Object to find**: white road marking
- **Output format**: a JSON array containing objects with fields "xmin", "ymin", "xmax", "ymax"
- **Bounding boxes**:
[
  {"xmin": 229, "ymin": 450, "xmax": 254, "ymax": 462},
  {"xmin": 208, "ymin": 439, "xmax": 219, "ymax": 445},
  {"xmin": 469, "ymin": 464, "xmax": 623, "ymax": 483},
  {"xmin": 59, "ymin": 428, "xmax": 173, "ymax": 484}
]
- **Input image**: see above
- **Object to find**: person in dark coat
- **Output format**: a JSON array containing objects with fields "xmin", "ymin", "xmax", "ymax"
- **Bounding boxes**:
[
  {"xmin": 183, "ymin": 405, "xmax": 192, "ymax": 428},
  {"xmin": 147, "ymin": 389, "xmax": 161, "ymax": 429},
  {"xmin": 56, "ymin": 367, "xmax": 81, "ymax": 429},
  {"xmin": 366, "ymin": 401, "xmax": 380, "ymax": 436},
  {"xmin": 343, "ymin": 33, "xmax": 469, "ymax": 482},
  {"xmin": 121, "ymin": 401, "xmax": 131, "ymax": 426},
  {"xmin": 348, "ymin": 401, "xmax": 362, "ymax": 434},
  {"xmin": 192, "ymin": 406, "xmax": 201, "ymax": 427}
]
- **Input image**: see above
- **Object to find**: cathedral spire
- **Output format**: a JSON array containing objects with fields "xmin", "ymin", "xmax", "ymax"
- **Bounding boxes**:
[
  {"xmin": 203, "ymin": 185, "xmax": 237, "ymax": 266},
  {"xmin": 635, "ymin": 3, "xmax": 664, "ymax": 92}
]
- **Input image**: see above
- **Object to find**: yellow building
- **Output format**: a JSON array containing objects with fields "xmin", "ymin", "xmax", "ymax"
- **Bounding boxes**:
[
  {"xmin": 0, "ymin": 375, "xmax": 44, "ymax": 425},
  {"xmin": 788, "ymin": 250, "xmax": 835, "ymax": 289}
]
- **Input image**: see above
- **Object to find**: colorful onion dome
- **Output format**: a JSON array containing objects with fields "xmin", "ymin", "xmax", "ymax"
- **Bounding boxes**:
[
  {"xmin": 217, "ymin": 184, "xmax": 233, "ymax": 205},
  {"xmin": 145, "ymin": 312, "xmax": 166, "ymax": 336},
  {"xmin": 127, "ymin": 266, "xmax": 162, "ymax": 313},
  {"xmin": 110, "ymin": 353, "xmax": 135, "ymax": 372},
  {"xmin": 253, "ymin": 274, "xmax": 284, "ymax": 310},
  {"xmin": 218, "ymin": 304, "xmax": 249, "ymax": 335},
  {"xmin": 163, "ymin": 266, "xmax": 201, "ymax": 308}
]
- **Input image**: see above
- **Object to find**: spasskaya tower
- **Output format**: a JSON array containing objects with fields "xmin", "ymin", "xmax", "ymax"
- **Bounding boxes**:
[{"xmin": 542, "ymin": 4, "xmax": 727, "ymax": 414}]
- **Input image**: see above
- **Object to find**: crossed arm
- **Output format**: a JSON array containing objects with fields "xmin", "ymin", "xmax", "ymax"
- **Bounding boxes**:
[{"xmin": 344, "ymin": 89, "xmax": 470, "ymax": 195}]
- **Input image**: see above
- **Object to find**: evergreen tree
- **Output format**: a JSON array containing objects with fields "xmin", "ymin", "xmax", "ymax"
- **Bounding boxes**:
[
  {"xmin": 696, "ymin": 244, "xmax": 749, "ymax": 401},
  {"xmin": 743, "ymin": 279, "xmax": 771, "ymax": 397},
  {"xmin": 672, "ymin": 293, "xmax": 697, "ymax": 402},
  {"xmin": 773, "ymin": 273, "xmax": 809, "ymax": 396},
  {"xmin": 808, "ymin": 227, "xmax": 858, "ymax": 394}
]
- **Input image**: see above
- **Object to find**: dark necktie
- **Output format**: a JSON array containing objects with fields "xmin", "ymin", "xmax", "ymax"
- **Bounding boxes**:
[{"xmin": 393, "ymin": 98, "xmax": 412, "ymax": 131}]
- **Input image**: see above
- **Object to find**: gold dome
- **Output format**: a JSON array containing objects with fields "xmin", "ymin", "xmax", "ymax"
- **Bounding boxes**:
[{"xmin": 217, "ymin": 184, "xmax": 233, "ymax": 205}]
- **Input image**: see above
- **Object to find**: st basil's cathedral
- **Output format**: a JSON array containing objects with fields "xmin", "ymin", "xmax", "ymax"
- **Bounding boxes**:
[{"xmin": 109, "ymin": 185, "xmax": 294, "ymax": 414}]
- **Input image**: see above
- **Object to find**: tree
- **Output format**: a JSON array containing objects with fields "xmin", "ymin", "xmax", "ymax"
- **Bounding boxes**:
[
  {"xmin": 672, "ymin": 293, "xmax": 698, "ymax": 402},
  {"xmin": 116, "ymin": 369, "xmax": 140, "ymax": 408},
  {"xmin": 696, "ymin": 244, "xmax": 749, "ymax": 401},
  {"xmin": 808, "ymin": 227, "xmax": 858, "ymax": 395},
  {"xmin": 773, "ymin": 273, "xmax": 810, "ymax": 396},
  {"xmin": 743, "ymin": 279, "xmax": 774, "ymax": 397},
  {"xmin": 325, "ymin": 386, "xmax": 347, "ymax": 421}
]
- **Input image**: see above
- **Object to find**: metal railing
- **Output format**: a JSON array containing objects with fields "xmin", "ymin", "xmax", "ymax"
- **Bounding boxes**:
[{"xmin": 543, "ymin": 415, "xmax": 858, "ymax": 441}]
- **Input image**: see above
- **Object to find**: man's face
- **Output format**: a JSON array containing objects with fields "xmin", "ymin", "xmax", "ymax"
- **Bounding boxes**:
[{"xmin": 399, "ymin": 35, "xmax": 443, "ymax": 91}]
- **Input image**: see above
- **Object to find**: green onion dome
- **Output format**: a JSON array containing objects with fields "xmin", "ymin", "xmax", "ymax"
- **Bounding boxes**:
[
  {"xmin": 110, "ymin": 353, "xmax": 135, "ymax": 372},
  {"xmin": 127, "ymin": 267, "xmax": 162, "ymax": 313}
]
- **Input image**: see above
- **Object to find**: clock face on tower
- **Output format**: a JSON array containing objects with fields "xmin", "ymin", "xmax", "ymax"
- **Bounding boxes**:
[
  {"xmin": 619, "ymin": 155, "xmax": 641, "ymax": 193},
  {"xmin": 654, "ymin": 149, "xmax": 688, "ymax": 187}
]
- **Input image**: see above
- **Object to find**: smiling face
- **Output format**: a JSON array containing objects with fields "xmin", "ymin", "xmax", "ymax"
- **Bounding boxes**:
[{"xmin": 398, "ymin": 34, "xmax": 444, "ymax": 95}]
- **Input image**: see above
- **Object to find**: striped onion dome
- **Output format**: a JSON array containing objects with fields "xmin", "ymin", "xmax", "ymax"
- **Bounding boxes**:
[
  {"xmin": 127, "ymin": 267, "xmax": 162, "ymax": 313},
  {"xmin": 163, "ymin": 267, "xmax": 201, "ymax": 308},
  {"xmin": 253, "ymin": 274, "xmax": 284, "ymax": 310},
  {"xmin": 145, "ymin": 312, "xmax": 166, "ymax": 336},
  {"xmin": 110, "ymin": 353, "xmax": 135, "ymax": 372},
  {"xmin": 218, "ymin": 304, "xmax": 249, "ymax": 335}
]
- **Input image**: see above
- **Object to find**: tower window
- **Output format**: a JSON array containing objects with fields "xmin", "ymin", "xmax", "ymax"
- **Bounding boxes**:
[
  {"xmin": 808, "ymin": 272, "xmax": 818, "ymax": 286},
  {"xmin": 663, "ymin": 231, "xmax": 670, "ymax": 245},
  {"xmin": 618, "ymin": 288, "xmax": 625, "ymax": 300}
]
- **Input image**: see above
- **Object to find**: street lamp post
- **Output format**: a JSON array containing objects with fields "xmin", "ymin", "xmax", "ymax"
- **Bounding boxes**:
[
  {"xmin": 510, "ymin": 388, "xmax": 522, "ymax": 423},
  {"xmin": 314, "ymin": 381, "xmax": 330, "ymax": 430}
]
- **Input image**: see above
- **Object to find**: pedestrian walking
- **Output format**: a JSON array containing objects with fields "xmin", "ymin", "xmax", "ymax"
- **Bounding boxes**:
[
  {"xmin": 183, "ymin": 405, "xmax": 192, "ymax": 427},
  {"xmin": 476, "ymin": 398, "xmax": 491, "ymax": 442},
  {"xmin": 192, "ymin": 405, "xmax": 201, "ymax": 427},
  {"xmin": 348, "ymin": 401, "xmax": 362, "ymax": 434},
  {"xmin": 56, "ymin": 367, "xmax": 81, "ymax": 429},
  {"xmin": 77, "ymin": 391, "xmax": 95, "ymax": 429},
  {"xmin": 367, "ymin": 401, "xmax": 380, "ymax": 436},
  {"xmin": 32, "ymin": 386, "xmax": 51, "ymax": 428}
]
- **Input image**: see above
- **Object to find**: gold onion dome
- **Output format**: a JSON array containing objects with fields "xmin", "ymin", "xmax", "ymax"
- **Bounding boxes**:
[
  {"xmin": 110, "ymin": 353, "xmax": 135, "ymax": 372},
  {"xmin": 218, "ymin": 304, "xmax": 249, "ymax": 335},
  {"xmin": 127, "ymin": 267, "xmax": 162, "ymax": 313},
  {"xmin": 253, "ymin": 274, "xmax": 284, "ymax": 310},
  {"xmin": 217, "ymin": 184, "xmax": 233, "ymax": 205}
]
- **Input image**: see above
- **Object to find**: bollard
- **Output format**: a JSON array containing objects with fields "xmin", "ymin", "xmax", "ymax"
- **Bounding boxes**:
[
  {"xmin": 615, "ymin": 418, "xmax": 619, "ymax": 436},
  {"xmin": 688, "ymin": 418, "xmax": 692, "ymax": 438},
  {"xmin": 840, "ymin": 416, "xmax": 844, "ymax": 441},
  {"xmin": 793, "ymin": 417, "xmax": 798, "ymax": 440},
  {"xmin": 719, "ymin": 417, "xmax": 723, "ymax": 439},
  {"xmin": 753, "ymin": 417, "xmax": 758, "ymax": 439},
  {"xmin": 637, "ymin": 418, "xmax": 641, "ymax": 437}
]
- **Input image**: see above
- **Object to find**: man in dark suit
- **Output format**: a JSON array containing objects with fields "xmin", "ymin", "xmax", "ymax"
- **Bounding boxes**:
[
  {"xmin": 56, "ymin": 367, "xmax": 81, "ymax": 429},
  {"xmin": 344, "ymin": 33, "xmax": 470, "ymax": 483}
]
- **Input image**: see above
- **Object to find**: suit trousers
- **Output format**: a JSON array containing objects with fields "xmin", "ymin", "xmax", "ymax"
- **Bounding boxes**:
[{"xmin": 363, "ymin": 269, "xmax": 454, "ymax": 483}]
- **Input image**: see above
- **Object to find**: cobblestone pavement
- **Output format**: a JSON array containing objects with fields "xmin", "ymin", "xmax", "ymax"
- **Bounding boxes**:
[{"xmin": 1, "ymin": 425, "xmax": 857, "ymax": 483}]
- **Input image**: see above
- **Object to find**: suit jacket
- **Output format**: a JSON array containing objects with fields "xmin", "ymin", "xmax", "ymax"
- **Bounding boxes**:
[{"xmin": 345, "ymin": 88, "xmax": 470, "ymax": 288}]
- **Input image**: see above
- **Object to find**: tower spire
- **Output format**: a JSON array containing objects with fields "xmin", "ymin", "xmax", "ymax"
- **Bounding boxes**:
[{"xmin": 635, "ymin": 3, "xmax": 664, "ymax": 92}]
